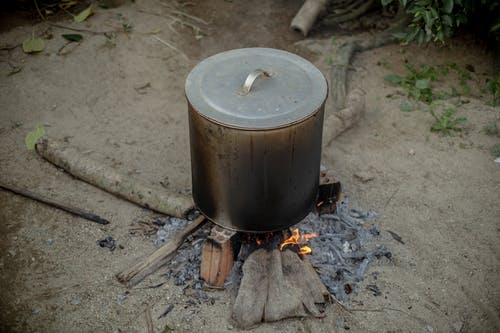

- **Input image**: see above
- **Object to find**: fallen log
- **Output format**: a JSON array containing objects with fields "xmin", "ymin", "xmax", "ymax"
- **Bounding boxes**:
[
  {"xmin": 232, "ymin": 248, "xmax": 330, "ymax": 329},
  {"xmin": 322, "ymin": 88, "xmax": 365, "ymax": 146},
  {"xmin": 0, "ymin": 181, "xmax": 109, "ymax": 225},
  {"xmin": 35, "ymin": 137, "xmax": 193, "ymax": 219},
  {"xmin": 290, "ymin": 0, "xmax": 329, "ymax": 36},
  {"xmin": 116, "ymin": 215, "xmax": 207, "ymax": 287}
]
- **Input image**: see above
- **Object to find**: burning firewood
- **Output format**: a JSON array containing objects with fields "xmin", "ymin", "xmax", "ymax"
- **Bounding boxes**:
[{"xmin": 232, "ymin": 247, "xmax": 330, "ymax": 329}]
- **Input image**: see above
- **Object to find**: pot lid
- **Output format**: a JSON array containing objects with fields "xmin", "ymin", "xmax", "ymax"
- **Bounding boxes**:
[{"xmin": 185, "ymin": 48, "xmax": 328, "ymax": 130}]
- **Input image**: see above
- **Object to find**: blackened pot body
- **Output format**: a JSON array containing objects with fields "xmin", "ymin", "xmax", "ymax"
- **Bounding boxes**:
[{"xmin": 188, "ymin": 102, "xmax": 325, "ymax": 233}]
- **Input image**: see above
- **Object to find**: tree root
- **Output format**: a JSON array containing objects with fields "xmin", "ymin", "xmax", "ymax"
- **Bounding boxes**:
[
  {"xmin": 323, "ymin": 0, "xmax": 376, "ymax": 26},
  {"xmin": 330, "ymin": 14, "xmax": 410, "ymax": 110}
]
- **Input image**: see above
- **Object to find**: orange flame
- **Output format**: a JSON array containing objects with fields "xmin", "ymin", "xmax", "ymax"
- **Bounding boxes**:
[
  {"xmin": 256, "ymin": 238, "xmax": 262, "ymax": 246},
  {"xmin": 279, "ymin": 228, "xmax": 317, "ymax": 255}
]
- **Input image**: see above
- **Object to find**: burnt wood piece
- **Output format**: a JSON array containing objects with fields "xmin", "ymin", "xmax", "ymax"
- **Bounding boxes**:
[
  {"xmin": 232, "ymin": 248, "xmax": 330, "ymax": 329},
  {"xmin": 116, "ymin": 215, "xmax": 206, "ymax": 288},
  {"xmin": 0, "ymin": 181, "xmax": 110, "ymax": 225},
  {"xmin": 200, "ymin": 226, "xmax": 236, "ymax": 288},
  {"xmin": 317, "ymin": 171, "xmax": 342, "ymax": 214}
]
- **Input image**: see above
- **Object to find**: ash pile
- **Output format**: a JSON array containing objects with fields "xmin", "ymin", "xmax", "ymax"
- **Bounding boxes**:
[{"xmin": 154, "ymin": 196, "xmax": 391, "ymax": 303}]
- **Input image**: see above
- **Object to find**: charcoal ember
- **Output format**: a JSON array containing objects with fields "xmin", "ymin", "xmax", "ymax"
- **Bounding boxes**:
[{"xmin": 97, "ymin": 236, "xmax": 116, "ymax": 251}]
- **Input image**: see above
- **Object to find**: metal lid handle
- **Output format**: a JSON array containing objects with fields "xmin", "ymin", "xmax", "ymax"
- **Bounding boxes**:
[{"xmin": 239, "ymin": 69, "xmax": 271, "ymax": 95}]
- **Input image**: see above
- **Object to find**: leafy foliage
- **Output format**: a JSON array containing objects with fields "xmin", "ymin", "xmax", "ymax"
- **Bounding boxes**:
[
  {"xmin": 429, "ymin": 106, "xmax": 466, "ymax": 135},
  {"xmin": 485, "ymin": 76, "xmax": 500, "ymax": 106},
  {"xmin": 382, "ymin": 0, "xmax": 500, "ymax": 44},
  {"xmin": 491, "ymin": 143, "xmax": 500, "ymax": 157},
  {"xmin": 384, "ymin": 64, "xmax": 438, "ymax": 103}
]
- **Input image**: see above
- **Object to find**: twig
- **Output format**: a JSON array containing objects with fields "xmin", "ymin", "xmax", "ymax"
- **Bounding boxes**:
[
  {"xmin": 157, "ymin": 304, "xmax": 174, "ymax": 319},
  {"xmin": 156, "ymin": 0, "xmax": 209, "ymax": 25},
  {"xmin": 48, "ymin": 22, "xmax": 114, "ymax": 35},
  {"xmin": 0, "ymin": 44, "xmax": 21, "ymax": 51},
  {"xmin": 0, "ymin": 181, "xmax": 110, "ymax": 225},
  {"xmin": 348, "ymin": 306, "xmax": 427, "ymax": 325},
  {"xmin": 384, "ymin": 187, "xmax": 399, "ymax": 208},
  {"xmin": 145, "ymin": 305, "xmax": 154, "ymax": 333},
  {"xmin": 152, "ymin": 35, "xmax": 189, "ymax": 61}
]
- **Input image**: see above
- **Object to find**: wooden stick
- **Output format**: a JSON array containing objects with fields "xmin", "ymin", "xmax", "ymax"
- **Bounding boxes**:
[
  {"xmin": 145, "ymin": 305, "xmax": 154, "ymax": 333},
  {"xmin": 35, "ymin": 137, "xmax": 193, "ymax": 219},
  {"xmin": 116, "ymin": 215, "xmax": 207, "ymax": 287},
  {"xmin": 0, "ymin": 181, "xmax": 109, "ymax": 225}
]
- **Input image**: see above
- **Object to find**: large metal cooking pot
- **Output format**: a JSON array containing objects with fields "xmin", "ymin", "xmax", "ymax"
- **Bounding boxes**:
[{"xmin": 185, "ymin": 48, "xmax": 327, "ymax": 233}]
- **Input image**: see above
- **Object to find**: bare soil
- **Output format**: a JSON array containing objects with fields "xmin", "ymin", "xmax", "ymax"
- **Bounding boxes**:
[{"xmin": 0, "ymin": 1, "xmax": 499, "ymax": 332}]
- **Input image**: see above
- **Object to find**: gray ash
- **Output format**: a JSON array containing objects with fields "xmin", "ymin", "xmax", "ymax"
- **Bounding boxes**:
[
  {"xmin": 158, "ymin": 196, "xmax": 390, "ymax": 303},
  {"xmin": 296, "ymin": 197, "xmax": 391, "ymax": 300}
]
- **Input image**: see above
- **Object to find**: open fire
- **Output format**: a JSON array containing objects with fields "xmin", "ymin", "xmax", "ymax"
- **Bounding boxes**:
[{"xmin": 279, "ymin": 228, "xmax": 318, "ymax": 255}]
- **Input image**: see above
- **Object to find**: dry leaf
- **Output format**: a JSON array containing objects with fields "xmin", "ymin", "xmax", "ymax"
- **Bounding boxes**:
[
  {"xmin": 74, "ymin": 6, "xmax": 94, "ymax": 23},
  {"xmin": 25, "ymin": 125, "xmax": 45, "ymax": 150},
  {"xmin": 22, "ymin": 36, "xmax": 46, "ymax": 53}
]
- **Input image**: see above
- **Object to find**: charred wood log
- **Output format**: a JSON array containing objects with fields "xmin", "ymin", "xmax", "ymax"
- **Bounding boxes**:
[
  {"xmin": 231, "ymin": 248, "xmax": 330, "ymax": 329},
  {"xmin": 116, "ymin": 215, "xmax": 206, "ymax": 287}
]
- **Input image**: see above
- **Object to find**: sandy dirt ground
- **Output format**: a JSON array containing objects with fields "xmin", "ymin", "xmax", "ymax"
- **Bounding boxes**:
[{"xmin": 0, "ymin": 1, "xmax": 499, "ymax": 332}]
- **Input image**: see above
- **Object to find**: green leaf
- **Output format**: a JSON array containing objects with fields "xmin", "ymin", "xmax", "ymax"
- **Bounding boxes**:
[
  {"xmin": 62, "ymin": 34, "xmax": 83, "ymax": 42},
  {"xmin": 392, "ymin": 32, "xmax": 408, "ymax": 40},
  {"xmin": 74, "ymin": 6, "xmax": 93, "ymax": 23},
  {"xmin": 25, "ymin": 125, "xmax": 45, "ymax": 150},
  {"xmin": 400, "ymin": 99, "xmax": 414, "ymax": 112},
  {"xmin": 381, "ymin": 0, "xmax": 394, "ymax": 6},
  {"xmin": 22, "ymin": 37, "xmax": 46, "ymax": 53},
  {"xmin": 443, "ymin": 0, "xmax": 454, "ymax": 14},
  {"xmin": 384, "ymin": 75, "xmax": 404, "ymax": 84},
  {"xmin": 415, "ymin": 79, "xmax": 430, "ymax": 90}
]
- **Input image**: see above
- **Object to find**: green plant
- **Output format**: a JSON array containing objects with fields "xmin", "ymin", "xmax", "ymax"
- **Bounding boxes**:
[
  {"xmin": 483, "ymin": 122, "xmax": 498, "ymax": 136},
  {"xmin": 485, "ymin": 76, "xmax": 500, "ymax": 106},
  {"xmin": 491, "ymin": 143, "xmax": 500, "ymax": 157},
  {"xmin": 382, "ymin": 0, "xmax": 500, "ymax": 44},
  {"xmin": 384, "ymin": 64, "xmax": 438, "ymax": 103},
  {"xmin": 429, "ymin": 106, "xmax": 466, "ymax": 135}
]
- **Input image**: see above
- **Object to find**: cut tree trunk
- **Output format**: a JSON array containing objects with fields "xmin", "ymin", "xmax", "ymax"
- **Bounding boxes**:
[
  {"xmin": 231, "ymin": 248, "xmax": 330, "ymax": 329},
  {"xmin": 35, "ymin": 137, "xmax": 193, "ymax": 219}
]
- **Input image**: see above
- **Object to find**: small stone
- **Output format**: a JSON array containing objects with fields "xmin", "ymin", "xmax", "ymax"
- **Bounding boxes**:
[
  {"xmin": 116, "ymin": 294, "xmax": 127, "ymax": 301},
  {"xmin": 342, "ymin": 241, "xmax": 351, "ymax": 254},
  {"xmin": 452, "ymin": 321, "xmax": 463, "ymax": 333},
  {"xmin": 227, "ymin": 324, "xmax": 233, "ymax": 330},
  {"xmin": 47, "ymin": 239, "xmax": 54, "ymax": 245},
  {"xmin": 424, "ymin": 324, "xmax": 433, "ymax": 332},
  {"xmin": 409, "ymin": 149, "xmax": 415, "ymax": 156},
  {"xmin": 157, "ymin": 229, "xmax": 168, "ymax": 241},
  {"xmin": 32, "ymin": 307, "xmax": 41, "ymax": 315},
  {"xmin": 71, "ymin": 297, "xmax": 80, "ymax": 305},
  {"xmin": 354, "ymin": 171, "xmax": 374, "ymax": 183}
]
